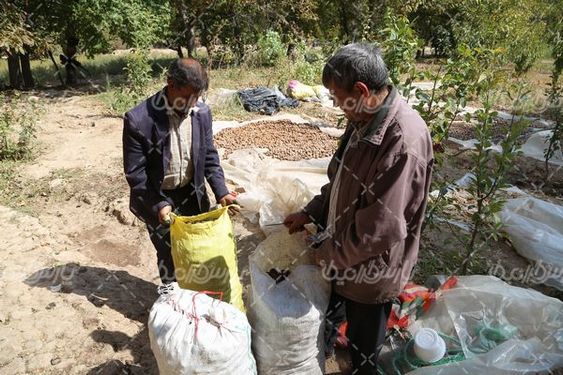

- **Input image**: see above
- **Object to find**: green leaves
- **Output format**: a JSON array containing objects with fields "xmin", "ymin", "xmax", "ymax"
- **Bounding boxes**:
[
  {"xmin": 256, "ymin": 31, "xmax": 286, "ymax": 67},
  {"xmin": 71, "ymin": 0, "xmax": 171, "ymax": 54},
  {"xmin": 0, "ymin": 2, "xmax": 45, "ymax": 54},
  {"xmin": 3, "ymin": 0, "xmax": 172, "ymax": 58},
  {"xmin": 544, "ymin": 65, "xmax": 562, "ymax": 181},
  {"xmin": 0, "ymin": 94, "xmax": 42, "ymax": 161},
  {"xmin": 103, "ymin": 49, "xmax": 154, "ymax": 116},
  {"xmin": 451, "ymin": 0, "xmax": 548, "ymax": 74},
  {"xmin": 379, "ymin": 10, "xmax": 422, "ymax": 86}
]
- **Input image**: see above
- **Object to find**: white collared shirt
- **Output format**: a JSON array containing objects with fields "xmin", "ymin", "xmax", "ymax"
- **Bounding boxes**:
[{"xmin": 161, "ymin": 106, "xmax": 199, "ymax": 190}]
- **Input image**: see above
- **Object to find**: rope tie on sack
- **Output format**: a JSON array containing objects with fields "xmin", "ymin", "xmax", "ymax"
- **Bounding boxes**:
[{"xmin": 166, "ymin": 290, "xmax": 225, "ymax": 339}]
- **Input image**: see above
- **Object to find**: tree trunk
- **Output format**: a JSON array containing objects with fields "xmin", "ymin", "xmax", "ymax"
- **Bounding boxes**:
[
  {"xmin": 200, "ymin": 32, "xmax": 213, "ymax": 66},
  {"xmin": 65, "ymin": 64, "xmax": 78, "ymax": 85},
  {"xmin": 176, "ymin": 46, "xmax": 184, "ymax": 58},
  {"xmin": 7, "ymin": 49, "xmax": 21, "ymax": 89},
  {"xmin": 186, "ymin": 25, "xmax": 196, "ymax": 58},
  {"xmin": 63, "ymin": 37, "xmax": 79, "ymax": 85},
  {"xmin": 19, "ymin": 51, "xmax": 34, "ymax": 88},
  {"xmin": 47, "ymin": 50, "xmax": 65, "ymax": 86},
  {"xmin": 205, "ymin": 44, "xmax": 214, "ymax": 67},
  {"xmin": 172, "ymin": 0, "xmax": 196, "ymax": 58},
  {"xmin": 232, "ymin": 17, "xmax": 245, "ymax": 64},
  {"xmin": 339, "ymin": 2, "xmax": 350, "ymax": 43}
]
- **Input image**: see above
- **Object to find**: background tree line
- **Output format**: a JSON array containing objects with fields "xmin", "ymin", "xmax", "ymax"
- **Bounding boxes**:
[{"xmin": 1, "ymin": 0, "xmax": 561, "ymax": 88}]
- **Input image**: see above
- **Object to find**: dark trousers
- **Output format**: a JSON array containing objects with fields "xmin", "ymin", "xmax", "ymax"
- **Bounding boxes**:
[
  {"xmin": 324, "ymin": 290, "xmax": 392, "ymax": 375},
  {"xmin": 146, "ymin": 182, "xmax": 209, "ymax": 284}
]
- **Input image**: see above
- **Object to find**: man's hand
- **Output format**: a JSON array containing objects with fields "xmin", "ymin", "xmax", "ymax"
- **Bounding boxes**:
[
  {"xmin": 284, "ymin": 212, "xmax": 312, "ymax": 234},
  {"xmin": 158, "ymin": 205, "xmax": 172, "ymax": 224},
  {"xmin": 219, "ymin": 193, "xmax": 240, "ymax": 214}
]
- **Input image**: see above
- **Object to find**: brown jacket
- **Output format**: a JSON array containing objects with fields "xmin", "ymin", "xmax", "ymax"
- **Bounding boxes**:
[{"xmin": 304, "ymin": 87, "xmax": 434, "ymax": 304}]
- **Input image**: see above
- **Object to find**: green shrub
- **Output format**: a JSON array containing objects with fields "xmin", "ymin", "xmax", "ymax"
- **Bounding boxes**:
[
  {"xmin": 100, "ymin": 85, "xmax": 137, "ymax": 116},
  {"xmin": 0, "ymin": 94, "xmax": 41, "ymax": 161},
  {"xmin": 379, "ymin": 11, "xmax": 421, "ymax": 86},
  {"xmin": 293, "ymin": 59, "xmax": 323, "ymax": 85},
  {"xmin": 124, "ymin": 49, "xmax": 152, "ymax": 97},
  {"xmin": 209, "ymin": 45, "xmax": 237, "ymax": 67},
  {"xmin": 102, "ymin": 49, "xmax": 154, "ymax": 116},
  {"xmin": 544, "ymin": 66, "xmax": 562, "ymax": 181},
  {"xmin": 256, "ymin": 31, "xmax": 286, "ymax": 67}
]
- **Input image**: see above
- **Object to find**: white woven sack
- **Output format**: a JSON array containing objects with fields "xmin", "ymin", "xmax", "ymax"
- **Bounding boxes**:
[
  {"xmin": 148, "ymin": 283, "xmax": 257, "ymax": 375},
  {"xmin": 249, "ymin": 231, "xmax": 330, "ymax": 374}
]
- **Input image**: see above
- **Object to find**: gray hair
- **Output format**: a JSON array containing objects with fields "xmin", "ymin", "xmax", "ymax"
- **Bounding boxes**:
[
  {"xmin": 322, "ymin": 43, "xmax": 389, "ymax": 92},
  {"xmin": 167, "ymin": 58, "xmax": 209, "ymax": 92}
]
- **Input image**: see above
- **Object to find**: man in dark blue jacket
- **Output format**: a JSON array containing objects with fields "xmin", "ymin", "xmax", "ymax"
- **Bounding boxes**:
[{"xmin": 123, "ymin": 58, "xmax": 235, "ymax": 284}]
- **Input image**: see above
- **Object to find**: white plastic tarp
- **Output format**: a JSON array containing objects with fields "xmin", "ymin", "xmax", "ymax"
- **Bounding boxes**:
[
  {"xmin": 221, "ymin": 148, "xmax": 330, "ymax": 231},
  {"xmin": 520, "ymin": 130, "xmax": 563, "ymax": 166},
  {"xmin": 448, "ymin": 130, "xmax": 563, "ymax": 166},
  {"xmin": 407, "ymin": 276, "xmax": 563, "ymax": 374},
  {"xmin": 500, "ymin": 197, "xmax": 563, "ymax": 290}
]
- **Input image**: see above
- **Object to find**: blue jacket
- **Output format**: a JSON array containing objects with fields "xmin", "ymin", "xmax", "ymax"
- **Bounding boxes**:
[{"xmin": 122, "ymin": 89, "xmax": 229, "ymax": 224}]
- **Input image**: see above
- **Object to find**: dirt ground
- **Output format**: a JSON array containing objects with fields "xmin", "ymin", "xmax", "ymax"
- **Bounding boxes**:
[
  {"xmin": 0, "ymin": 92, "xmax": 270, "ymax": 374},
  {"xmin": 0, "ymin": 89, "xmax": 561, "ymax": 374}
]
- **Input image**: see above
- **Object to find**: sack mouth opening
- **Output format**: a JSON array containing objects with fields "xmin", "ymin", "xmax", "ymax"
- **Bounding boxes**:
[{"xmin": 174, "ymin": 206, "xmax": 229, "ymax": 225}]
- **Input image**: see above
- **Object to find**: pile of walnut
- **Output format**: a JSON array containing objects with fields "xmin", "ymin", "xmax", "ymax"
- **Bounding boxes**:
[{"xmin": 214, "ymin": 120, "xmax": 338, "ymax": 161}]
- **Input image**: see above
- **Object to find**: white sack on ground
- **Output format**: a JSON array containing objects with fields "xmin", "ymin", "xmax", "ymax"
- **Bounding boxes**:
[
  {"xmin": 148, "ymin": 284, "xmax": 257, "ymax": 375},
  {"xmin": 500, "ymin": 197, "xmax": 563, "ymax": 290},
  {"xmin": 248, "ymin": 230, "xmax": 330, "ymax": 375},
  {"xmin": 407, "ymin": 276, "xmax": 563, "ymax": 374}
]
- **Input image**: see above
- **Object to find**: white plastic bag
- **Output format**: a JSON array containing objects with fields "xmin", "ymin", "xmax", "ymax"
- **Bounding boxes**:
[
  {"xmin": 248, "ymin": 230, "xmax": 330, "ymax": 374},
  {"xmin": 407, "ymin": 276, "xmax": 563, "ymax": 374},
  {"xmin": 500, "ymin": 197, "xmax": 563, "ymax": 290},
  {"xmin": 221, "ymin": 148, "xmax": 329, "ymax": 232},
  {"xmin": 148, "ymin": 284, "xmax": 257, "ymax": 375}
]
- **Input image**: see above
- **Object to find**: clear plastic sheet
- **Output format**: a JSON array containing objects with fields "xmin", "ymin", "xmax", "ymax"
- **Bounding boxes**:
[
  {"xmin": 221, "ymin": 148, "xmax": 330, "ymax": 233},
  {"xmin": 520, "ymin": 130, "xmax": 563, "ymax": 166},
  {"xmin": 407, "ymin": 276, "xmax": 563, "ymax": 374},
  {"xmin": 500, "ymin": 197, "xmax": 563, "ymax": 290}
]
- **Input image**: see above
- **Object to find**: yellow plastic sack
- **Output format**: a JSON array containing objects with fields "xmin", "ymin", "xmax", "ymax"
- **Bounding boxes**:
[
  {"xmin": 287, "ymin": 80, "xmax": 317, "ymax": 100},
  {"xmin": 170, "ymin": 206, "xmax": 245, "ymax": 312}
]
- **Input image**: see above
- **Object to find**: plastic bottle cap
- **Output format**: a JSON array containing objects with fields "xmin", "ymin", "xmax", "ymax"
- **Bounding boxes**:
[{"xmin": 413, "ymin": 328, "xmax": 446, "ymax": 363}]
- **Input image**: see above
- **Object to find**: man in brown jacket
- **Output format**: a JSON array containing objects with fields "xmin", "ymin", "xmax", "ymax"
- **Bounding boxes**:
[{"xmin": 284, "ymin": 43, "xmax": 433, "ymax": 374}]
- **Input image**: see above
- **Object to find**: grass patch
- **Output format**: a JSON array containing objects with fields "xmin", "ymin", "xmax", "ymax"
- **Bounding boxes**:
[
  {"xmin": 0, "ymin": 160, "xmax": 40, "ymax": 215},
  {"xmin": 0, "ymin": 50, "xmax": 178, "ymax": 88},
  {"xmin": 413, "ymin": 229, "xmax": 490, "ymax": 284},
  {"xmin": 209, "ymin": 94, "xmax": 255, "ymax": 121},
  {"xmin": 0, "ymin": 94, "xmax": 43, "ymax": 161},
  {"xmin": 97, "ymin": 88, "xmax": 133, "ymax": 117},
  {"xmin": 97, "ymin": 77, "xmax": 174, "ymax": 117},
  {"xmin": 209, "ymin": 66, "xmax": 282, "ymax": 89},
  {"xmin": 0, "ymin": 160, "xmax": 18, "ymax": 200},
  {"xmin": 0, "ymin": 165, "xmax": 89, "ymax": 216}
]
